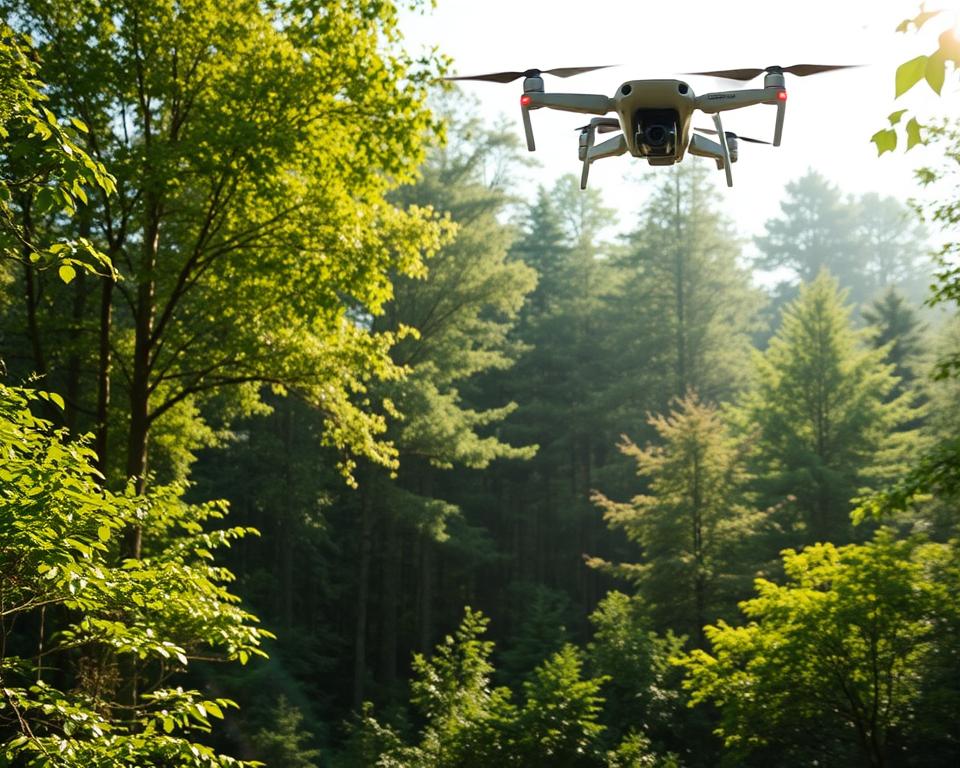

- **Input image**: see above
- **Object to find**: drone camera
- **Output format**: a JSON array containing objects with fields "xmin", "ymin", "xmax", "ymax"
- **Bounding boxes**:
[{"xmin": 634, "ymin": 108, "xmax": 678, "ymax": 159}]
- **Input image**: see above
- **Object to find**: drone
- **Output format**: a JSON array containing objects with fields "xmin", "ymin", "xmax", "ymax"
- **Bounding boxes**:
[{"xmin": 446, "ymin": 64, "xmax": 854, "ymax": 189}]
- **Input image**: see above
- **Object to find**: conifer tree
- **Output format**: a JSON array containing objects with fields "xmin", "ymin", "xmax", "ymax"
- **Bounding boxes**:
[
  {"xmin": 590, "ymin": 393, "xmax": 761, "ymax": 645},
  {"xmin": 742, "ymin": 271, "xmax": 923, "ymax": 545},
  {"xmin": 862, "ymin": 287, "xmax": 926, "ymax": 396},
  {"xmin": 614, "ymin": 164, "xmax": 762, "ymax": 410}
]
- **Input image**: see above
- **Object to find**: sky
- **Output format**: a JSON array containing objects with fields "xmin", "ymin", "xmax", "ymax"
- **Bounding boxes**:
[{"xmin": 398, "ymin": 0, "xmax": 960, "ymax": 242}]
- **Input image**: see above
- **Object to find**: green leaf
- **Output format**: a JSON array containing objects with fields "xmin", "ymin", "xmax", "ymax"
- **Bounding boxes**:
[
  {"xmin": 58, "ymin": 264, "xmax": 77, "ymax": 284},
  {"xmin": 34, "ymin": 186, "xmax": 57, "ymax": 214},
  {"xmin": 70, "ymin": 116, "xmax": 89, "ymax": 133},
  {"xmin": 97, "ymin": 525, "xmax": 110, "ymax": 542},
  {"xmin": 896, "ymin": 55, "xmax": 929, "ymax": 97},
  {"xmin": 887, "ymin": 109, "xmax": 908, "ymax": 125},
  {"xmin": 906, "ymin": 117, "xmax": 923, "ymax": 150},
  {"xmin": 925, "ymin": 52, "xmax": 946, "ymax": 94},
  {"xmin": 871, "ymin": 128, "xmax": 898, "ymax": 156}
]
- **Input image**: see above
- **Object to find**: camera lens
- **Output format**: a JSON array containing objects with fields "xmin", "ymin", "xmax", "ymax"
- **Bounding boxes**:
[{"xmin": 645, "ymin": 125, "xmax": 668, "ymax": 146}]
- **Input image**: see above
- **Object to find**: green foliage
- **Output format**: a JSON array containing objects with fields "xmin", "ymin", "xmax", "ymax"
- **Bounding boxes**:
[
  {"xmin": 498, "ymin": 584, "xmax": 571, "ymax": 683},
  {"xmin": 347, "ymin": 608, "xmax": 612, "ymax": 768},
  {"xmin": 605, "ymin": 732, "xmax": 680, "ymax": 768},
  {"xmin": 0, "ymin": 383, "xmax": 268, "ymax": 765},
  {"xmin": 677, "ymin": 531, "xmax": 954, "ymax": 767},
  {"xmin": 862, "ymin": 287, "xmax": 926, "ymax": 393},
  {"xmin": 741, "ymin": 271, "xmax": 923, "ymax": 544},
  {"xmin": 586, "ymin": 593, "xmax": 685, "ymax": 752},
  {"xmin": 250, "ymin": 696, "xmax": 321, "ymax": 768},
  {"xmin": 591, "ymin": 394, "xmax": 762, "ymax": 641},
  {"xmin": 874, "ymin": 5, "xmax": 960, "ymax": 154},
  {"xmin": 514, "ymin": 645, "xmax": 608, "ymax": 768},
  {"xmin": 0, "ymin": 24, "xmax": 115, "ymax": 280}
]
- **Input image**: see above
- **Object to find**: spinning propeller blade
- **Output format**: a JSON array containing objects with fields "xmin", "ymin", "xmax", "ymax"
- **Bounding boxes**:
[
  {"xmin": 685, "ymin": 64, "xmax": 858, "ymax": 81},
  {"xmin": 445, "ymin": 65, "xmax": 614, "ymax": 83},
  {"xmin": 694, "ymin": 127, "xmax": 771, "ymax": 144}
]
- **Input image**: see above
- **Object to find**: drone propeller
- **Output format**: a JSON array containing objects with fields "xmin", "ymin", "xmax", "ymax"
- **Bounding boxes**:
[
  {"xmin": 685, "ymin": 64, "xmax": 857, "ymax": 81},
  {"xmin": 694, "ymin": 127, "xmax": 771, "ymax": 145},
  {"xmin": 445, "ymin": 65, "xmax": 614, "ymax": 83}
]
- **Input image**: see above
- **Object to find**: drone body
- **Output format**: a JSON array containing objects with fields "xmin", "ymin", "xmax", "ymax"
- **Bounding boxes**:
[{"xmin": 448, "ymin": 64, "xmax": 850, "ymax": 188}]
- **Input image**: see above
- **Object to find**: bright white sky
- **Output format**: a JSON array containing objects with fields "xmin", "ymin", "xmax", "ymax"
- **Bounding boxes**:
[{"xmin": 398, "ymin": 0, "xmax": 960, "ymax": 242}]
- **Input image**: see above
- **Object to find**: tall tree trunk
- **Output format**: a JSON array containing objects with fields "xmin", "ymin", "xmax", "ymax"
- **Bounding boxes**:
[
  {"xmin": 379, "ymin": 510, "xmax": 400, "ymax": 689},
  {"xmin": 418, "ymin": 537, "xmax": 434, "ymax": 655},
  {"xmin": 63, "ymin": 273, "xmax": 88, "ymax": 432},
  {"xmin": 94, "ymin": 276, "xmax": 113, "ymax": 476},
  {"xmin": 673, "ymin": 170, "xmax": 687, "ymax": 399},
  {"xmin": 352, "ymin": 487, "xmax": 373, "ymax": 710},
  {"xmin": 122, "ymin": 206, "xmax": 160, "ymax": 558},
  {"xmin": 21, "ymin": 199, "xmax": 47, "ymax": 379},
  {"xmin": 64, "ymin": 211, "xmax": 92, "ymax": 431},
  {"xmin": 418, "ymin": 471, "xmax": 435, "ymax": 655},
  {"xmin": 280, "ymin": 401, "xmax": 294, "ymax": 629}
]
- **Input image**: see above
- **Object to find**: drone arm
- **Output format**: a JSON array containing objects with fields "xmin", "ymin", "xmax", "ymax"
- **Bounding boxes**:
[
  {"xmin": 695, "ymin": 87, "xmax": 783, "ymax": 114},
  {"xmin": 526, "ymin": 92, "xmax": 614, "ymax": 115}
]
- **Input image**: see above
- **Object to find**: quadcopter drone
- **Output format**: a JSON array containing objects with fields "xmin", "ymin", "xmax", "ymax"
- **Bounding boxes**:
[{"xmin": 447, "ymin": 64, "xmax": 854, "ymax": 189}]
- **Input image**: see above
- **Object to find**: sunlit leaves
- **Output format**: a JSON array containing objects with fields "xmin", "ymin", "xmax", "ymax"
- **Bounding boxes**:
[
  {"xmin": 896, "ymin": 54, "xmax": 929, "ymax": 97},
  {"xmin": 0, "ymin": 25, "xmax": 116, "ymax": 278},
  {"xmin": 0, "ymin": 384, "xmax": 267, "ymax": 766},
  {"xmin": 880, "ymin": 9, "xmax": 959, "ymax": 155},
  {"xmin": 677, "ymin": 532, "xmax": 953, "ymax": 766}
]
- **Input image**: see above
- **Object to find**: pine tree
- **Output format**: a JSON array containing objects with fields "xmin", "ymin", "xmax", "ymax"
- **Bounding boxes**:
[
  {"xmin": 590, "ymin": 393, "xmax": 761, "ymax": 645},
  {"xmin": 862, "ymin": 286, "xmax": 926, "ymax": 397},
  {"xmin": 743, "ymin": 271, "xmax": 923, "ymax": 545},
  {"xmin": 614, "ymin": 163, "xmax": 762, "ymax": 410}
]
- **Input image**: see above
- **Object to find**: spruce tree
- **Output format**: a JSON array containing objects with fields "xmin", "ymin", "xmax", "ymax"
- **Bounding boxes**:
[
  {"xmin": 743, "ymin": 271, "xmax": 923, "ymax": 545},
  {"xmin": 590, "ymin": 393, "xmax": 761, "ymax": 645},
  {"xmin": 614, "ymin": 163, "xmax": 762, "ymax": 410}
]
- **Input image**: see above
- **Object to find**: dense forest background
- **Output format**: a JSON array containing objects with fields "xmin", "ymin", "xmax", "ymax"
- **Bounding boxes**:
[{"xmin": 1, "ymin": 2, "xmax": 959, "ymax": 767}]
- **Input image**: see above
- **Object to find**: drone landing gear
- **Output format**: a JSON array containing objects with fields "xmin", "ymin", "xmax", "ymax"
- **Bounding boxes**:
[
  {"xmin": 687, "ymin": 114, "xmax": 736, "ymax": 187},
  {"xmin": 577, "ymin": 118, "xmax": 627, "ymax": 188}
]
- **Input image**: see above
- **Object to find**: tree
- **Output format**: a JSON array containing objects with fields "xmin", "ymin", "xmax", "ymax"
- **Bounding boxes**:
[
  {"xmin": 0, "ymin": 384, "xmax": 269, "ymax": 766},
  {"xmin": 342, "ymin": 608, "xmax": 612, "ymax": 768},
  {"xmin": 585, "ymin": 592, "xmax": 686, "ymax": 759},
  {"xmin": 590, "ymin": 393, "xmax": 762, "ymax": 645},
  {"xmin": 1, "ymin": 0, "xmax": 447, "ymax": 519},
  {"xmin": 677, "ymin": 532, "xmax": 956, "ymax": 768},
  {"xmin": 615, "ymin": 164, "xmax": 761, "ymax": 408},
  {"xmin": 513, "ymin": 644, "xmax": 608, "ymax": 768},
  {"xmin": 250, "ymin": 696, "xmax": 322, "ymax": 768},
  {"xmin": 862, "ymin": 287, "xmax": 926, "ymax": 399},
  {"xmin": 742, "ymin": 271, "xmax": 922, "ymax": 545},
  {"xmin": 754, "ymin": 170, "xmax": 861, "ymax": 293}
]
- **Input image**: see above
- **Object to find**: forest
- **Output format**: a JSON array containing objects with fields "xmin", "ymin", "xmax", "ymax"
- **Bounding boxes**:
[{"xmin": 1, "ymin": 1, "xmax": 959, "ymax": 766}]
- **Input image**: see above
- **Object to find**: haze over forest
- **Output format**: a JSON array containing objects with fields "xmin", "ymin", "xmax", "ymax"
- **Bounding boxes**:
[{"xmin": 1, "ymin": 2, "xmax": 959, "ymax": 767}]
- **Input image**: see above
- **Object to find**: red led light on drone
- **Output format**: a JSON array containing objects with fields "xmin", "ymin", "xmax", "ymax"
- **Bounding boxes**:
[
  {"xmin": 520, "ymin": 94, "xmax": 533, "ymax": 106},
  {"xmin": 777, "ymin": 90, "xmax": 788, "ymax": 101}
]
